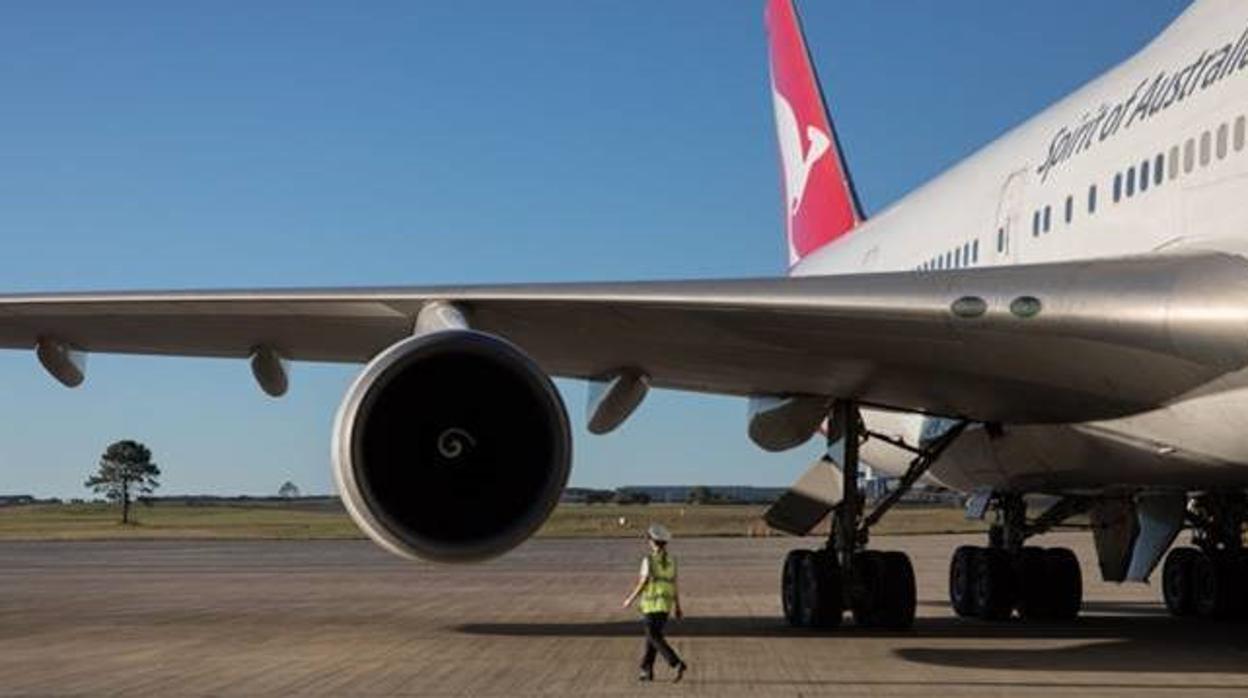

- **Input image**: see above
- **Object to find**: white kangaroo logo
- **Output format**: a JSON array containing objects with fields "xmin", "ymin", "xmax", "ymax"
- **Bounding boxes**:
[{"xmin": 772, "ymin": 89, "xmax": 831, "ymax": 219}]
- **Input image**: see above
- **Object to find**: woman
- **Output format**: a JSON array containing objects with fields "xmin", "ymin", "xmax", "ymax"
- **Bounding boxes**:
[{"xmin": 622, "ymin": 523, "xmax": 688, "ymax": 683}]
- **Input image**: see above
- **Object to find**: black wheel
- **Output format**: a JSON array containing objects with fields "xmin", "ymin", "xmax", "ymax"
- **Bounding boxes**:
[
  {"xmin": 1014, "ymin": 546, "xmax": 1051, "ymax": 620},
  {"xmin": 781, "ymin": 549, "xmax": 809, "ymax": 626},
  {"xmin": 1193, "ymin": 550, "xmax": 1245, "ymax": 620},
  {"xmin": 1193, "ymin": 551, "xmax": 1224, "ymax": 619},
  {"xmin": 850, "ymin": 550, "xmax": 886, "ymax": 627},
  {"xmin": 973, "ymin": 547, "xmax": 1017, "ymax": 620},
  {"xmin": 1044, "ymin": 547, "xmax": 1082, "ymax": 621},
  {"xmin": 876, "ymin": 551, "xmax": 917, "ymax": 629},
  {"xmin": 1162, "ymin": 547, "xmax": 1200, "ymax": 617},
  {"xmin": 949, "ymin": 546, "xmax": 980, "ymax": 618},
  {"xmin": 797, "ymin": 550, "xmax": 843, "ymax": 628},
  {"xmin": 849, "ymin": 550, "xmax": 915, "ymax": 629}
]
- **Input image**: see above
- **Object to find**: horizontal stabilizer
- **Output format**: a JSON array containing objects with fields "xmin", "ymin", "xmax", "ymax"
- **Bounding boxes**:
[{"xmin": 763, "ymin": 456, "xmax": 842, "ymax": 536}]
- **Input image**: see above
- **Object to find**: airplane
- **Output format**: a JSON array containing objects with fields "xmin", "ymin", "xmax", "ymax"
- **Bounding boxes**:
[{"xmin": 6, "ymin": 0, "xmax": 1248, "ymax": 630}]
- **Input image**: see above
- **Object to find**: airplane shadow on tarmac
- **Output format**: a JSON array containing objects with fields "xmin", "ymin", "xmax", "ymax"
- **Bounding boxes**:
[{"xmin": 456, "ymin": 600, "xmax": 1248, "ymax": 675}]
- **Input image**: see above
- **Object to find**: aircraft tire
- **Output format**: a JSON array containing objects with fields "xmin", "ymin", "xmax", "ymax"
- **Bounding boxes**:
[
  {"xmin": 972, "ymin": 547, "xmax": 1017, "ymax": 620},
  {"xmin": 781, "ymin": 549, "xmax": 810, "ymax": 627},
  {"xmin": 1014, "ymin": 546, "xmax": 1052, "ymax": 620},
  {"xmin": 876, "ymin": 551, "xmax": 917, "ymax": 629},
  {"xmin": 949, "ymin": 545, "xmax": 980, "ymax": 618},
  {"xmin": 850, "ymin": 550, "xmax": 886, "ymax": 627},
  {"xmin": 1162, "ymin": 547, "xmax": 1200, "ymax": 617},
  {"xmin": 1043, "ymin": 547, "xmax": 1083, "ymax": 621},
  {"xmin": 850, "ymin": 550, "xmax": 916, "ymax": 629},
  {"xmin": 1194, "ymin": 550, "xmax": 1247, "ymax": 620},
  {"xmin": 797, "ymin": 550, "xmax": 843, "ymax": 629}
]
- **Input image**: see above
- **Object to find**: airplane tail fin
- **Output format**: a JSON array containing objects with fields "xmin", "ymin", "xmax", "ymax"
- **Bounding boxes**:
[{"xmin": 765, "ymin": 0, "xmax": 864, "ymax": 267}]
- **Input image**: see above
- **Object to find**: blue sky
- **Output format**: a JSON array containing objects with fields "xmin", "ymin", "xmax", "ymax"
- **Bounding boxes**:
[{"xmin": 0, "ymin": 1, "xmax": 1190, "ymax": 498}]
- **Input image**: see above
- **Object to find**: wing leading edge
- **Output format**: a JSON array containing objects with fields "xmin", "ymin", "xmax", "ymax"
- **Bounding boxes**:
[{"xmin": 2, "ymin": 252, "xmax": 1247, "ymax": 424}]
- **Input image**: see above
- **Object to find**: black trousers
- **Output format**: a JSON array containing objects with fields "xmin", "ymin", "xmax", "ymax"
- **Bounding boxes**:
[{"xmin": 640, "ymin": 612, "xmax": 682, "ymax": 671}]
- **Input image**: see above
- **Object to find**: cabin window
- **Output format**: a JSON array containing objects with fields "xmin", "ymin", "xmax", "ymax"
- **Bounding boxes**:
[
  {"xmin": 997, "ymin": 227, "xmax": 1004, "ymax": 253},
  {"xmin": 955, "ymin": 247, "xmax": 962, "ymax": 268},
  {"xmin": 1184, "ymin": 138, "xmax": 1196, "ymax": 172},
  {"xmin": 1043, "ymin": 205, "xmax": 1051, "ymax": 232},
  {"xmin": 1033, "ymin": 210, "xmax": 1040, "ymax": 236},
  {"xmin": 1235, "ymin": 116, "xmax": 1246, "ymax": 152},
  {"xmin": 972, "ymin": 239, "xmax": 979, "ymax": 263},
  {"xmin": 1217, "ymin": 123, "xmax": 1229, "ymax": 159},
  {"xmin": 946, "ymin": 251, "xmax": 952, "ymax": 268},
  {"xmin": 1139, "ymin": 160, "xmax": 1149, "ymax": 192},
  {"xmin": 1200, "ymin": 130, "xmax": 1212, "ymax": 166},
  {"xmin": 1154, "ymin": 154, "xmax": 1164, "ymax": 185},
  {"xmin": 1088, "ymin": 184, "xmax": 1097, "ymax": 213},
  {"xmin": 1169, "ymin": 145, "xmax": 1180, "ymax": 179},
  {"xmin": 1113, "ymin": 173, "xmax": 1122, "ymax": 202},
  {"xmin": 963, "ymin": 242, "xmax": 971, "ymax": 265},
  {"xmin": 1126, "ymin": 166, "xmax": 1135, "ymax": 197},
  {"xmin": 1064, "ymin": 195, "xmax": 1073, "ymax": 223}
]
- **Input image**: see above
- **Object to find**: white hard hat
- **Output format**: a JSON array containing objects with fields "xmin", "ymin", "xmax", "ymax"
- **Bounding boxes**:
[{"xmin": 647, "ymin": 523, "xmax": 672, "ymax": 542}]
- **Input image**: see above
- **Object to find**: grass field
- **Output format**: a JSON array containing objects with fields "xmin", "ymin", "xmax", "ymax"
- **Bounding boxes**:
[{"xmin": 0, "ymin": 501, "xmax": 988, "ymax": 541}]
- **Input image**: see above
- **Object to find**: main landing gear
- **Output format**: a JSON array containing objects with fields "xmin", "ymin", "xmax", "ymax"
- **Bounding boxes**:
[
  {"xmin": 1161, "ymin": 492, "xmax": 1248, "ymax": 620},
  {"xmin": 947, "ymin": 493, "xmax": 1086, "ymax": 621},
  {"xmin": 782, "ymin": 402, "xmax": 966, "ymax": 629}
]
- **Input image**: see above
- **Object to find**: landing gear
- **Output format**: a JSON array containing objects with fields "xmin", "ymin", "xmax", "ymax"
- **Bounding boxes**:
[
  {"xmin": 781, "ymin": 402, "xmax": 965, "ymax": 630},
  {"xmin": 1161, "ymin": 492, "xmax": 1248, "ymax": 620},
  {"xmin": 947, "ymin": 494, "xmax": 1084, "ymax": 621}
]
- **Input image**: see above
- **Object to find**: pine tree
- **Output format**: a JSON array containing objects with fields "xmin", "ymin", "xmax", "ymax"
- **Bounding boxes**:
[{"xmin": 85, "ymin": 440, "xmax": 160, "ymax": 524}]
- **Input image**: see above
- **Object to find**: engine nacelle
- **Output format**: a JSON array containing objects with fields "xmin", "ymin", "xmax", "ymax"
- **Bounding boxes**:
[{"xmin": 333, "ymin": 330, "xmax": 571, "ymax": 562}]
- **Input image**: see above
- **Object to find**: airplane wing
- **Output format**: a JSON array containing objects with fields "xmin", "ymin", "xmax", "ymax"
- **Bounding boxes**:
[{"xmin": 2, "ymin": 251, "xmax": 1246, "ymax": 424}]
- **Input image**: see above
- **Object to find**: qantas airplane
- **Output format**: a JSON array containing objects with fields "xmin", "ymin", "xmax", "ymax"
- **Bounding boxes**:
[{"xmin": 7, "ymin": 0, "xmax": 1248, "ymax": 630}]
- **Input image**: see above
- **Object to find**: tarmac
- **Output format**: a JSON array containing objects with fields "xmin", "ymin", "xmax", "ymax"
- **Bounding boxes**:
[{"xmin": 2, "ymin": 532, "xmax": 1247, "ymax": 696}]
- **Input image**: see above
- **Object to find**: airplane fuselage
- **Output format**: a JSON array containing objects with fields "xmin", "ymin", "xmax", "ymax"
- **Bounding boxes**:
[{"xmin": 791, "ymin": 0, "xmax": 1248, "ymax": 493}]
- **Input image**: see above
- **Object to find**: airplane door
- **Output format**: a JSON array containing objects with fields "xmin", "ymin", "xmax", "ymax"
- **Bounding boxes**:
[{"xmin": 993, "ymin": 169, "xmax": 1028, "ymax": 264}]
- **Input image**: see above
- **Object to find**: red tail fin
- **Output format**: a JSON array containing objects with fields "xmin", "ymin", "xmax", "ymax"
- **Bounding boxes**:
[{"xmin": 766, "ymin": 0, "xmax": 864, "ymax": 266}]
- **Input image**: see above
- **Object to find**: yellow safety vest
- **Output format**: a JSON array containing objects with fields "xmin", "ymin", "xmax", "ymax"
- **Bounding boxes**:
[{"xmin": 640, "ymin": 553, "xmax": 677, "ymax": 614}]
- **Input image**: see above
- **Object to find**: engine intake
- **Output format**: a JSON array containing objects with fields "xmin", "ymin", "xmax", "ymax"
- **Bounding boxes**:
[{"xmin": 333, "ymin": 330, "xmax": 571, "ymax": 562}]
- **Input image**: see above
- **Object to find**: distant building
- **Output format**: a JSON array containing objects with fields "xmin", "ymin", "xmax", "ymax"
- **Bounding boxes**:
[
  {"xmin": 561, "ymin": 488, "xmax": 614, "ymax": 504},
  {"xmin": 0, "ymin": 495, "xmax": 61, "ymax": 507}
]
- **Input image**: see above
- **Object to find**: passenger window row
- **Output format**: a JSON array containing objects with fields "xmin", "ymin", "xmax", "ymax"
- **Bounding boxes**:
[
  {"xmin": 1031, "ymin": 115, "xmax": 1248, "ymax": 238},
  {"xmin": 917, "ymin": 238, "xmax": 979, "ymax": 271}
]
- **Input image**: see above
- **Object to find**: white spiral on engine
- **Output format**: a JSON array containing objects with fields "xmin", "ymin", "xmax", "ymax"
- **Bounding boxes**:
[{"xmin": 437, "ymin": 428, "xmax": 477, "ymax": 459}]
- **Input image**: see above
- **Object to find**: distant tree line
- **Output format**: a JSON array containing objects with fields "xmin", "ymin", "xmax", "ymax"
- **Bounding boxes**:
[{"xmin": 563, "ymin": 486, "xmax": 762, "ymax": 506}]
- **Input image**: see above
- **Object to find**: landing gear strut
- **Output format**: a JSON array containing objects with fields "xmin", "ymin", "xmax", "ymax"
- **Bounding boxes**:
[
  {"xmin": 947, "ymin": 493, "xmax": 1086, "ymax": 621},
  {"xmin": 1161, "ymin": 492, "xmax": 1247, "ymax": 620},
  {"xmin": 782, "ymin": 402, "xmax": 966, "ymax": 630}
]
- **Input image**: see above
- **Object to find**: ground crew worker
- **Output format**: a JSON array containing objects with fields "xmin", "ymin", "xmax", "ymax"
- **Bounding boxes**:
[{"xmin": 622, "ymin": 523, "xmax": 688, "ymax": 683}]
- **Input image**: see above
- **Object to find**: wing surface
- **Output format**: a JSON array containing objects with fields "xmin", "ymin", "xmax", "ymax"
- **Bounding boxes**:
[{"xmin": 3, "ymin": 252, "xmax": 1246, "ymax": 423}]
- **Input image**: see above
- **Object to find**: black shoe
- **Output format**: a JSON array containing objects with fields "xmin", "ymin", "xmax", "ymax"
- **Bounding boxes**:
[
  {"xmin": 673, "ymin": 662, "xmax": 687, "ymax": 683},
  {"xmin": 638, "ymin": 670, "xmax": 653, "ymax": 682}
]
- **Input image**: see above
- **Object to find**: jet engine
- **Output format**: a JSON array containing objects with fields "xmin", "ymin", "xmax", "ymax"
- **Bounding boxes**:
[{"xmin": 333, "ymin": 330, "xmax": 571, "ymax": 562}]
